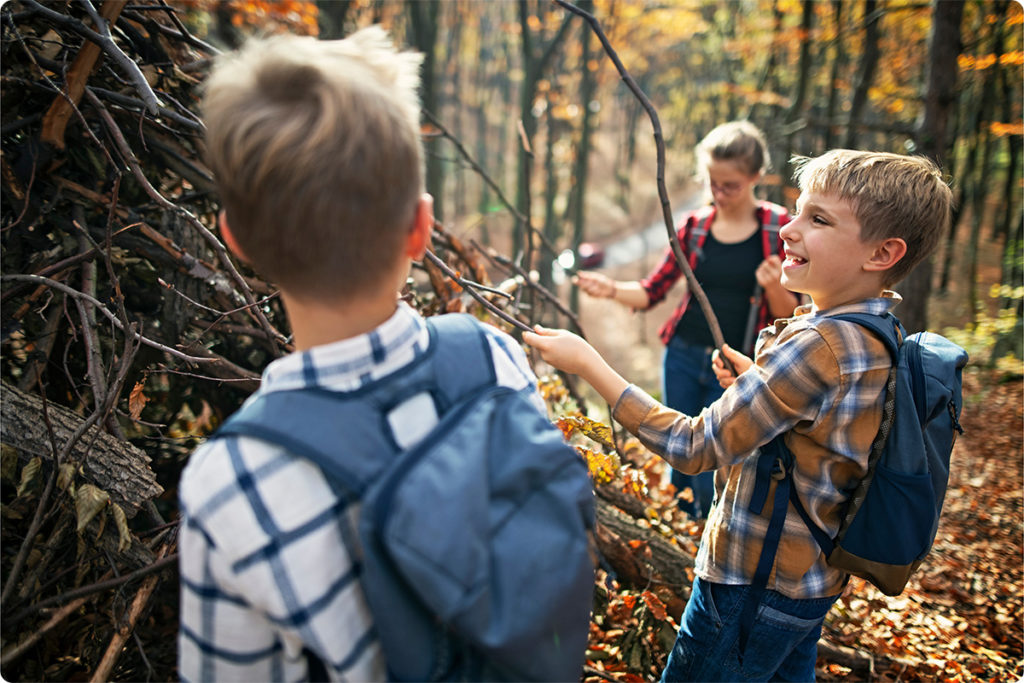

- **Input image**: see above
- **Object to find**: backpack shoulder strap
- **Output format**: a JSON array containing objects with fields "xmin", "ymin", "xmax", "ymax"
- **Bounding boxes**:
[
  {"xmin": 215, "ymin": 388, "xmax": 391, "ymax": 496},
  {"xmin": 425, "ymin": 313, "xmax": 496, "ymax": 407},
  {"xmin": 829, "ymin": 311, "xmax": 903, "ymax": 362},
  {"xmin": 759, "ymin": 202, "xmax": 785, "ymax": 257},
  {"xmin": 687, "ymin": 206, "xmax": 716, "ymax": 267},
  {"xmin": 212, "ymin": 314, "xmax": 497, "ymax": 491}
]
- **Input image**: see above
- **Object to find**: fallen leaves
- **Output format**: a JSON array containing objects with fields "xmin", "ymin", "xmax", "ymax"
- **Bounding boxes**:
[{"xmin": 820, "ymin": 370, "xmax": 1023, "ymax": 681}]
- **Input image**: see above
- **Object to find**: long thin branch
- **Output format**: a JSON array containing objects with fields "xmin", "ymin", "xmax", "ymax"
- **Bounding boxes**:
[
  {"xmin": 3, "ymin": 554, "xmax": 177, "ymax": 631},
  {"xmin": 555, "ymin": 0, "xmax": 730, "ymax": 359},
  {"xmin": 23, "ymin": 0, "xmax": 159, "ymax": 114},
  {"xmin": 89, "ymin": 544, "xmax": 172, "ymax": 682},
  {"xmin": 423, "ymin": 250, "xmax": 532, "ymax": 333},
  {"xmin": 1, "ymin": 274, "xmax": 217, "ymax": 364},
  {"xmin": 421, "ymin": 108, "xmax": 562, "ymax": 261}
]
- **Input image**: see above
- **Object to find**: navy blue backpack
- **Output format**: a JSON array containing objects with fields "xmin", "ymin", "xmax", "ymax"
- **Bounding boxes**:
[
  {"xmin": 740, "ymin": 312, "xmax": 967, "ymax": 652},
  {"xmin": 214, "ymin": 313, "xmax": 596, "ymax": 681}
]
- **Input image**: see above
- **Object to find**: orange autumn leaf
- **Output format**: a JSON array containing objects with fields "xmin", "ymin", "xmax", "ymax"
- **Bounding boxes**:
[
  {"xmin": 128, "ymin": 380, "xmax": 148, "ymax": 421},
  {"xmin": 641, "ymin": 590, "xmax": 668, "ymax": 621}
]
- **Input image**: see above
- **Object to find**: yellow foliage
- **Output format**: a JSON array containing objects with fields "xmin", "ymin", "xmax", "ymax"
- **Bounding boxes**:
[{"xmin": 577, "ymin": 446, "xmax": 620, "ymax": 485}]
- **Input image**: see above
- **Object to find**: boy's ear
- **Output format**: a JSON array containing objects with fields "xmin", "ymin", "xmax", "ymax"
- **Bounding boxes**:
[
  {"xmin": 218, "ymin": 211, "xmax": 249, "ymax": 263},
  {"xmin": 404, "ymin": 193, "xmax": 433, "ymax": 260},
  {"xmin": 863, "ymin": 237, "xmax": 907, "ymax": 274}
]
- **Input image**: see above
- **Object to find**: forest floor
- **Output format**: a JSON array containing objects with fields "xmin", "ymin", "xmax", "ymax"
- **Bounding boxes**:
[{"xmin": 817, "ymin": 367, "xmax": 1023, "ymax": 681}]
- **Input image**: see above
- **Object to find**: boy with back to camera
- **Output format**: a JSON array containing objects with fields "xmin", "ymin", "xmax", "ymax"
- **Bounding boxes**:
[
  {"xmin": 178, "ymin": 28, "xmax": 593, "ymax": 682},
  {"xmin": 526, "ymin": 150, "xmax": 953, "ymax": 681}
]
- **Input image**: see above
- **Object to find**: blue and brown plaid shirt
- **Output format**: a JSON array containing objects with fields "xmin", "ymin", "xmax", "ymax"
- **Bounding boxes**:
[{"xmin": 614, "ymin": 293, "xmax": 901, "ymax": 599}]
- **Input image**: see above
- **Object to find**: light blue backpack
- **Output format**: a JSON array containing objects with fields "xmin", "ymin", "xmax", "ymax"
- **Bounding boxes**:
[{"xmin": 215, "ymin": 313, "xmax": 595, "ymax": 681}]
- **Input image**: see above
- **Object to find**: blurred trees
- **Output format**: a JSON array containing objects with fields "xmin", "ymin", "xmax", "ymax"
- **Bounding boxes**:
[{"xmin": 260, "ymin": 0, "xmax": 1022, "ymax": 329}]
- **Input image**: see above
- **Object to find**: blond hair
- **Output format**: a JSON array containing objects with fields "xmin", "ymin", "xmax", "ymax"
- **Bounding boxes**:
[
  {"xmin": 696, "ymin": 120, "xmax": 770, "ymax": 178},
  {"xmin": 792, "ymin": 150, "xmax": 952, "ymax": 285},
  {"xmin": 202, "ymin": 27, "xmax": 424, "ymax": 300}
]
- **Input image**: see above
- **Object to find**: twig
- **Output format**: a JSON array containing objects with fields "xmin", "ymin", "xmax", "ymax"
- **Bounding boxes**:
[
  {"xmin": 554, "ymin": 0, "xmax": 731, "ymax": 363},
  {"xmin": 421, "ymin": 108, "xmax": 562, "ymax": 261},
  {"xmin": 0, "ymin": 274, "xmax": 218, "ymax": 364},
  {"xmin": 484, "ymin": 246, "xmax": 587, "ymax": 337},
  {"xmin": 83, "ymin": 88, "xmax": 287, "ymax": 349},
  {"xmin": 4, "ymin": 554, "xmax": 178, "ymax": 630},
  {"xmin": 89, "ymin": 544, "xmax": 171, "ymax": 682},
  {"xmin": 423, "ymin": 250, "xmax": 532, "ymax": 333},
  {"xmin": 25, "ymin": 0, "xmax": 159, "ymax": 114},
  {"xmin": 0, "ymin": 589, "xmax": 98, "ymax": 667}
]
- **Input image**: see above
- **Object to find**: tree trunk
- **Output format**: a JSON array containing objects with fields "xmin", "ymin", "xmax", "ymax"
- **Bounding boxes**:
[
  {"xmin": 0, "ymin": 381, "xmax": 163, "ymax": 517},
  {"xmin": 823, "ymin": 0, "xmax": 846, "ymax": 151},
  {"xmin": 904, "ymin": 0, "xmax": 963, "ymax": 334},
  {"xmin": 844, "ymin": 0, "xmax": 881, "ymax": 150},
  {"xmin": 409, "ymin": 2, "xmax": 444, "ymax": 221},
  {"xmin": 780, "ymin": 0, "xmax": 815, "ymax": 191},
  {"xmin": 570, "ymin": 0, "xmax": 597, "ymax": 314}
]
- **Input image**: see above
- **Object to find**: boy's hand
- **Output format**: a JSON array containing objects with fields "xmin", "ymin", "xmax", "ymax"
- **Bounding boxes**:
[
  {"xmin": 573, "ymin": 271, "xmax": 616, "ymax": 299},
  {"xmin": 523, "ymin": 325, "xmax": 602, "ymax": 376},
  {"xmin": 524, "ymin": 325, "xmax": 629, "ymax": 405},
  {"xmin": 712, "ymin": 344, "xmax": 753, "ymax": 389}
]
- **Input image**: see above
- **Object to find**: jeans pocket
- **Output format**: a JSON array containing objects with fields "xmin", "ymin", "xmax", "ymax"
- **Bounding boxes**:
[{"xmin": 736, "ymin": 603, "xmax": 829, "ymax": 680}]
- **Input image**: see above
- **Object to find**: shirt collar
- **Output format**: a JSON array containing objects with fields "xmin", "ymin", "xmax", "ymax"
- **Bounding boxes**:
[
  {"xmin": 779, "ymin": 290, "xmax": 903, "ymax": 333},
  {"xmin": 259, "ymin": 302, "xmax": 429, "ymax": 393}
]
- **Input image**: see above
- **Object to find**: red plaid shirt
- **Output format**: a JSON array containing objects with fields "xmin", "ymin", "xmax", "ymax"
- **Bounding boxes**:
[{"xmin": 640, "ymin": 201, "xmax": 791, "ymax": 347}]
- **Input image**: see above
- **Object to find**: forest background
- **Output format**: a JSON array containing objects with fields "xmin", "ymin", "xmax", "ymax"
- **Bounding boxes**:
[{"xmin": 0, "ymin": 0, "xmax": 1021, "ymax": 681}]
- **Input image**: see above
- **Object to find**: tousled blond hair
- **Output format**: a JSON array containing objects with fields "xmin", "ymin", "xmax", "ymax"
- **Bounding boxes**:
[
  {"xmin": 792, "ymin": 150, "xmax": 952, "ymax": 285},
  {"xmin": 696, "ymin": 120, "xmax": 770, "ymax": 178},
  {"xmin": 202, "ymin": 27, "xmax": 424, "ymax": 300}
]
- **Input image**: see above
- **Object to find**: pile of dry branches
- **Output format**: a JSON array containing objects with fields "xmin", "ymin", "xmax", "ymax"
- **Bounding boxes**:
[{"xmin": 0, "ymin": 2, "xmax": 592, "ymax": 679}]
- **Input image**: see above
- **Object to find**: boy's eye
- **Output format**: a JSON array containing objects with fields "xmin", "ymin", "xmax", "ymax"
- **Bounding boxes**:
[{"xmin": 812, "ymin": 214, "xmax": 829, "ymax": 225}]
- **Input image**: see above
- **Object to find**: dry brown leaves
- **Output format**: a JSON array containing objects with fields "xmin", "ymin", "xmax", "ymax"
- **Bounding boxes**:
[{"xmin": 820, "ymin": 369, "xmax": 1024, "ymax": 681}]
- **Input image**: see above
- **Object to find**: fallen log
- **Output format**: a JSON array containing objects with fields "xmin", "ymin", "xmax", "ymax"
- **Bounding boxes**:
[
  {"xmin": 0, "ymin": 381, "xmax": 162, "ymax": 517},
  {"xmin": 593, "ymin": 495, "xmax": 693, "ymax": 618}
]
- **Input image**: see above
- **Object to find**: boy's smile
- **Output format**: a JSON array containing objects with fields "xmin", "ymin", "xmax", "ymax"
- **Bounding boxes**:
[{"xmin": 780, "ymin": 191, "xmax": 886, "ymax": 311}]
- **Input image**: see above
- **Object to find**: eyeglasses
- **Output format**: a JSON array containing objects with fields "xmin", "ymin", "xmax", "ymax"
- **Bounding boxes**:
[{"xmin": 709, "ymin": 180, "xmax": 743, "ymax": 196}]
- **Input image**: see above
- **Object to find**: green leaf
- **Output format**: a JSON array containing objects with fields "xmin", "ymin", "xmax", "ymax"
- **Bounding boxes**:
[{"xmin": 75, "ymin": 484, "xmax": 110, "ymax": 533}]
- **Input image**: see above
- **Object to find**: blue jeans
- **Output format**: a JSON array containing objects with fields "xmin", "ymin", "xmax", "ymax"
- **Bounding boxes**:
[
  {"xmin": 661, "ymin": 577, "xmax": 838, "ymax": 682},
  {"xmin": 662, "ymin": 337, "xmax": 723, "ymax": 519}
]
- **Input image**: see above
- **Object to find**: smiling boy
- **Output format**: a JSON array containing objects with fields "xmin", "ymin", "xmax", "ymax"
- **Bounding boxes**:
[{"xmin": 525, "ymin": 150, "xmax": 952, "ymax": 682}]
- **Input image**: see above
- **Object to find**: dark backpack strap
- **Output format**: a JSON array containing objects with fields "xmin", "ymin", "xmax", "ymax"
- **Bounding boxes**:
[
  {"xmin": 741, "ymin": 204, "xmax": 786, "ymax": 354},
  {"xmin": 739, "ymin": 434, "xmax": 794, "ymax": 658},
  {"xmin": 687, "ymin": 207, "xmax": 715, "ymax": 269},
  {"xmin": 830, "ymin": 312, "xmax": 903, "ymax": 362}
]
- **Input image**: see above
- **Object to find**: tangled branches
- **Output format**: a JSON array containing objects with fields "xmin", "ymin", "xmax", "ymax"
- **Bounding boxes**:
[{"xmin": 0, "ymin": 2, "xmax": 588, "ymax": 679}]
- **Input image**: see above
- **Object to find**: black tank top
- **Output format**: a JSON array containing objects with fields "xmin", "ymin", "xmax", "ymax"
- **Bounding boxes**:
[{"xmin": 675, "ymin": 228, "xmax": 762, "ymax": 349}]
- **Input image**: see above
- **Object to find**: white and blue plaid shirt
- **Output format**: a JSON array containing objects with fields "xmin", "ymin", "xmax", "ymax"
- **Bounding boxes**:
[{"xmin": 177, "ymin": 303, "xmax": 544, "ymax": 682}]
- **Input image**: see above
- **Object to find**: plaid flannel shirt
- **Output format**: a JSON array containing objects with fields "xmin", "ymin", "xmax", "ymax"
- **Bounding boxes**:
[
  {"xmin": 614, "ymin": 293, "xmax": 902, "ymax": 599},
  {"xmin": 178, "ymin": 303, "xmax": 544, "ymax": 682},
  {"xmin": 640, "ymin": 202, "xmax": 791, "ymax": 346}
]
